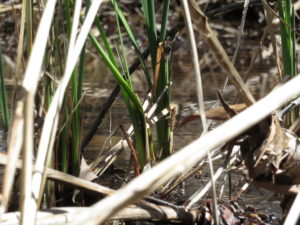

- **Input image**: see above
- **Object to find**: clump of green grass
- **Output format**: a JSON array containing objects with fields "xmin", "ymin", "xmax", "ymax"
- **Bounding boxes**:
[
  {"xmin": 85, "ymin": 0, "xmax": 173, "ymax": 170},
  {"xmin": 141, "ymin": 0, "xmax": 172, "ymax": 160},
  {"xmin": 277, "ymin": 0, "xmax": 296, "ymax": 78},
  {"xmin": 277, "ymin": 0, "xmax": 297, "ymax": 123}
]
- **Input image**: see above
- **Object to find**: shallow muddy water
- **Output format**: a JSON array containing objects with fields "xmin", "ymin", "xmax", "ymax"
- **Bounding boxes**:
[{"xmin": 79, "ymin": 27, "xmax": 283, "ymax": 218}]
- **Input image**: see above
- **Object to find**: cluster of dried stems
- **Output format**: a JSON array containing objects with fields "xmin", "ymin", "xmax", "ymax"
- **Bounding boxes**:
[{"xmin": 0, "ymin": 0, "xmax": 300, "ymax": 225}]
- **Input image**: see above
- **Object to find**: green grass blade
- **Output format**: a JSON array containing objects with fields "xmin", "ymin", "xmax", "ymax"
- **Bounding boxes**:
[
  {"xmin": 140, "ymin": 0, "xmax": 149, "ymax": 24},
  {"xmin": 110, "ymin": 0, "xmax": 152, "ymax": 88},
  {"xmin": 141, "ymin": 0, "xmax": 157, "ymax": 69},
  {"xmin": 278, "ymin": 0, "xmax": 297, "ymax": 122},
  {"xmin": 0, "ymin": 44, "xmax": 10, "ymax": 128},
  {"xmin": 116, "ymin": 14, "xmax": 149, "ymax": 167},
  {"xmin": 290, "ymin": 5, "xmax": 296, "ymax": 77},
  {"xmin": 61, "ymin": 111, "xmax": 69, "ymax": 174},
  {"xmin": 25, "ymin": 0, "xmax": 33, "ymax": 53},
  {"xmin": 89, "ymin": 30, "xmax": 148, "ymax": 168},
  {"xmin": 156, "ymin": 58, "xmax": 171, "ymax": 159},
  {"xmin": 280, "ymin": 0, "xmax": 296, "ymax": 77},
  {"xmin": 115, "ymin": 15, "xmax": 131, "ymax": 85},
  {"xmin": 95, "ymin": 19, "xmax": 118, "ymax": 67},
  {"xmin": 159, "ymin": 0, "xmax": 170, "ymax": 42},
  {"xmin": 63, "ymin": 0, "xmax": 72, "ymax": 37},
  {"xmin": 89, "ymin": 34, "xmax": 144, "ymax": 115}
]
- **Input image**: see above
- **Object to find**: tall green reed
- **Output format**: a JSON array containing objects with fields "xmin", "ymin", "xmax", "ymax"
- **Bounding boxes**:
[
  {"xmin": 37, "ymin": 0, "xmax": 86, "ymax": 204},
  {"xmin": 99, "ymin": 0, "xmax": 173, "ymax": 168},
  {"xmin": 88, "ymin": 27, "xmax": 149, "ymax": 169},
  {"xmin": 0, "ymin": 44, "xmax": 10, "ymax": 128},
  {"xmin": 141, "ymin": 0, "xmax": 172, "ymax": 159},
  {"xmin": 277, "ymin": 0, "xmax": 296, "ymax": 78},
  {"xmin": 277, "ymin": 0, "xmax": 297, "ymax": 123}
]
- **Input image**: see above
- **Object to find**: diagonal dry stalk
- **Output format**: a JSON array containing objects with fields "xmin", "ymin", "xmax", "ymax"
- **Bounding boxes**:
[
  {"xmin": 0, "ymin": 152, "xmax": 115, "ymax": 196},
  {"xmin": 57, "ymin": 75, "xmax": 300, "ymax": 225},
  {"xmin": 187, "ymin": 0, "xmax": 255, "ymax": 106},
  {"xmin": 0, "ymin": 102, "xmax": 24, "ymax": 216}
]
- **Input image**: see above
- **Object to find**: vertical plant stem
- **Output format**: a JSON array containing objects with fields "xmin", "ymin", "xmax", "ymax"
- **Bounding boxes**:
[
  {"xmin": 20, "ymin": 93, "xmax": 34, "ymax": 225},
  {"xmin": 0, "ymin": 45, "xmax": 10, "ymax": 128},
  {"xmin": 25, "ymin": 0, "xmax": 33, "ymax": 53},
  {"xmin": 154, "ymin": 0, "xmax": 172, "ymax": 159},
  {"xmin": 18, "ymin": 0, "xmax": 58, "ymax": 221},
  {"xmin": 111, "ymin": 0, "xmax": 152, "ymax": 88},
  {"xmin": 159, "ymin": 0, "xmax": 170, "ymax": 42},
  {"xmin": 182, "ymin": 1, "xmax": 219, "ymax": 225},
  {"xmin": 277, "ymin": 0, "xmax": 297, "ymax": 123},
  {"xmin": 88, "ymin": 31, "xmax": 148, "ymax": 168},
  {"xmin": 141, "ymin": 0, "xmax": 157, "ymax": 70},
  {"xmin": 15, "ymin": 0, "xmax": 27, "ymax": 80},
  {"xmin": 278, "ymin": 0, "xmax": 296, "ymax": 78},
  {"xmin": 70, "ymin": 47, "xmax": 85, "ymax": 176}
]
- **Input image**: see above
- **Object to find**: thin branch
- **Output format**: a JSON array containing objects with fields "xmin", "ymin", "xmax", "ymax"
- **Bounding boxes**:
[{"xmin": 181, "ymin": 0, "xmax": 218, "ymax": 224}]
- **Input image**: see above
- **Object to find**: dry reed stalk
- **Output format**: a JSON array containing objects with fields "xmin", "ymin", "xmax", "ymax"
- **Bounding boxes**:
[
  {"xmin": 3, "ymin": 0, "xmax": 58, "ymax": 222},
  {"xmin": 0, "ymin": 102, "xmax": 23, "ymax": 216},
  {"xmin": 187, "ymin": 0, "xmax": 255, "ymax": 106},
  {"xmin": 0, "ymin": 153, "xmax": 115, "ymax": 196},
  {"xmin": 1, "ymin": 205, "xmax": 199, "ymax": 225},
  {"xmin": 243, "ymin": 27, "xmax": 269, "ymax": 82},
  {"xmin": 0, "ymin": 7, "xmax": 30, "ymax": 216},
  {"xmin": 181, "ymin": 0, "xmax": 218, "ymax": 223},
  {"xmin": 14, "ymin": 0, "xmax": 26, "ymax": 85}
]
